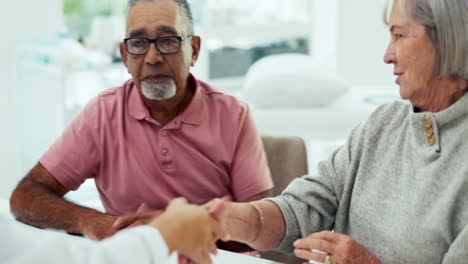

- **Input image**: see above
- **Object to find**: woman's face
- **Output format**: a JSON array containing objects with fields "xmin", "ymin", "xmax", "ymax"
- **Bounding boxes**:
[{"xmin": 383, "ymin": 0, "xmax": 436, "ymax": 105}]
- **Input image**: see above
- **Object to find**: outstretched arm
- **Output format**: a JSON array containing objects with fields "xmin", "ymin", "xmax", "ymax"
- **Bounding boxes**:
[
  {"xmin": 209, "ymin": 199, "xmax": 286, "ymax": 251},
  {"xmin": 2, "ymin": 198, "xmax": 220, "ymax": 264}
]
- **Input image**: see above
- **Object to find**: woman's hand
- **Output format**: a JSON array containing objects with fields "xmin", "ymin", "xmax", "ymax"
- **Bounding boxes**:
[
  {"xmin": 150, "ymin": 198, "xmax": 221, "ymax": 264},
  {"xmin": 293, "ymin": 231, "xmax": 381, "ymax": 264},
  {"xmin": 205, "ymin": 198, "xmax": 248, "ymax": 243}
]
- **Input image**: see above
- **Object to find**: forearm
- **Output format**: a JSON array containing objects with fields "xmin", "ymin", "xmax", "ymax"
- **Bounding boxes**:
[
  {"xmin": 10, "ymin": 181, "xmax": 116, "ymax": 236},
  {"xmin": 229, "ymin": 201, "xmax": 286, "ymax": 251},
  {"xmin": 216, "ymin": 190, "xmax": 273, "ymax": 253}
]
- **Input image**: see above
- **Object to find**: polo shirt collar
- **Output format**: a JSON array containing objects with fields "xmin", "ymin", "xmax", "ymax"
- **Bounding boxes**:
[
  {"xmin": 176, "ymin": 74, "xmax": 204, "ymax": 126},
  {"xmin": 128, "ymin": 79, "xmax": 150, "ymax": 121},
  {"xmin": 127, "ymin": 74, "xmax": 205, "ymax": 126}
]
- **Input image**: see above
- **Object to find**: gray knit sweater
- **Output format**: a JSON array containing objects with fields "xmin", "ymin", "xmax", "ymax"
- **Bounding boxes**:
[{"xmin": 269, "ymin": 94, "xmax": 468, "ymax": 263}]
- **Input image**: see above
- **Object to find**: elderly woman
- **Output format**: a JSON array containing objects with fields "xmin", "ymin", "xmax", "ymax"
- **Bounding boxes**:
[{"xmin": 209, "ymin": 0, "xmax": 468, "ymax": 263}]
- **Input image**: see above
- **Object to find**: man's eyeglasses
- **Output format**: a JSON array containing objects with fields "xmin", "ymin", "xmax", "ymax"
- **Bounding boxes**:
[{"xmin": 124, "ymin": 35, "xmax": 193, "ymax": 55}]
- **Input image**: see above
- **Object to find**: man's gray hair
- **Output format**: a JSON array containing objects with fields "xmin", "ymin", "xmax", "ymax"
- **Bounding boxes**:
[
  {"xmin": 385, "ymin": 0, "xmax": 468, "ymax": 79},
  {"xmin": 127, "ymin": 0, "xmax": 194, "ymax": 33}
]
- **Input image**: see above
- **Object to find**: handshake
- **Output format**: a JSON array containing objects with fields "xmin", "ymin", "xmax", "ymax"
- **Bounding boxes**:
[{"xmin": 107, "ymin": 198, "xmax": 237, "ymax": 264}]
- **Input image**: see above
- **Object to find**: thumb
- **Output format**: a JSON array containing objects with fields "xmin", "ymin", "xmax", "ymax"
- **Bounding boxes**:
[
  {"xmin": 171, "ymin": 197, "xmax": 188, "ymax": 206},
  {"xmin": 208, "ymin": 200, "xmax": 226, "ymax": 220},
  {"xmin": 137, "ymin": 202, "xmax": 151, "ymax": 213},
  {"xmin": 112, "ymin": 214, "xmax": 139, "ymax": 231}
]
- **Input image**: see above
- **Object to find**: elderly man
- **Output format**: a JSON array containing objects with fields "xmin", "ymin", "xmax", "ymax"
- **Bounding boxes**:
[{"xmin": 10, "ymin": 0, "xmax": 272, "ymax": 241}]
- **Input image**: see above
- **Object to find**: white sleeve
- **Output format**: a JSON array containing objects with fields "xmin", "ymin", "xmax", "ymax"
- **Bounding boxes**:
[{"xmin": 0, "ymin": 216, "xmax": 169, "ymax": 264}]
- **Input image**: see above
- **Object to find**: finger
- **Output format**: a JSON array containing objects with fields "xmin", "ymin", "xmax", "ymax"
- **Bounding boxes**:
[
  {"xmin": 189, "ymin": 254, "xmax": 201, "ymax": 264},
  {"xmin": 126, "ymin": 220, "xmax": 145, "ymax": 229},
  {"xmin": 202, "ymin": 199, "xmax": 215, "ymax": 211},
  {"xmin": 138, "ymin": 211, "xmax": 159, "ymax": 220},
  {"xmin": 173, "ymin": 197, "xmax": 188, "ymax": 205},
  {"xmin": 209, "ymin": 217, "xmax": 222, "ymax": 237},
  {"xmin": 242, "ymin": 251, "xmax": 261, "ymax": 257},
  {"xmin": 112, "ymin": 214, "xmax": 139, "ymax": 231},
  {"xmin": 147, "ymin": 209, "xmax": 164, "ymax": 219},
  {"xmin": 293, "ymin": 238, "xmax": 335, "ymax": 255},
  {"xmin": 166, "ymin": 197, "xmax": 188, "ymax": 212},
  {"xmin": 208, "ymin": 200, "xmax": 226, "ymax": 220},
  {"xmin": 178, "ymin": 255, "xmax": 191, "ymax": 264},
  {"xmin": 211, "ymin": 239, "xmax": 218, "ymax": 255},
  {"xmin": 220, "ymin": 195, "xmax": 232, "ymax": 201},
  {"xmin": 206, "ymin": 234, "xmax": 218, "ymax": 256},
  {"xmin": 195, "ymin": 251, "xmax": 212, "ymax": 264},
  {"xmin": 181, "ymin": 255, "xmax": 196, "ymax": 264},
  {"xmin": 308, "ymin": 230, "xmax": 341, "ymax": 243},
  {"xmin": 209, "ymin": 215, "xmax": 230, "ymax": 241},
  {"xmin": 221, "ymin": 233, "xmax": 231, "ymax": 242},
  {"xmin": 293, "ymin": 249, "xmax": 328, "ymax": 262},
  {"xmin": 199, "ymin": 235, "xmax": 216, "ymax": 262},
  {"xmin": 179, "ymin": 255, "xmax": 189, "ymax": 263},
  {"xmin": 210, "ymin": 243, "xmax": 218, "ymax": 256},
  {"xmin": 137, "ymin": 202, "xmax": 151, "ymax": 213}
]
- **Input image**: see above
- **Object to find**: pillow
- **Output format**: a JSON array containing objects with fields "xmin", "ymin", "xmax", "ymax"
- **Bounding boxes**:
[{"xmin": 241, "ymin": 54, "xmax": 350, "ymax": 108}]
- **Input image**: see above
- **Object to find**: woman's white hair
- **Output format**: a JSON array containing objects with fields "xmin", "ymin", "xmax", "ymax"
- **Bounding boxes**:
[{"xmin": 385, "ymin": 0, "xmax": 468, "ymax": 79}]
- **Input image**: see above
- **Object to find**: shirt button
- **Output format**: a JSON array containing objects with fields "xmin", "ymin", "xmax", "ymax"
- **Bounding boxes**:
[
  {"xmin": 422, "ymin": 117, "xmax": 432, "ymax": 128},
  {"xmin": 161, "ymin": 148, "xmax": 168, "ymax": 156},
  {"xmin": 428, "ymin": 136, "xmax": 436, "ymax": 146},
  {"xmin": 425, "ymin": 127, "xmax": 433, "ymax": 137},
  {"xmin": 161, "ymin": 130, "xmax": 168, "ymax": 136}
]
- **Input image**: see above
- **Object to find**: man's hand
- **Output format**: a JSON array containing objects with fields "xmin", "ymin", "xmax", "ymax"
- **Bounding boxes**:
[
  {"xmin": 112, "ymin": 204, "xmax": 164, "ymax": 232},
  {"xmin": 293, "ymin": 231, "xmax": 381, "ymax": 264},
  {"xmin": 81, "ymin": 214, "xmax": 119, "ymax": 241},
  {"xmin": 150, "ymin": 198, "xmax": 220, "ymax": 264}
]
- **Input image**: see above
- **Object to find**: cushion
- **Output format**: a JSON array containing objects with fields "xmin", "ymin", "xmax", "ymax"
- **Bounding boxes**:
[{"xmin": 241, "ymin": 54, "xmax": 350, "ymax": 107}]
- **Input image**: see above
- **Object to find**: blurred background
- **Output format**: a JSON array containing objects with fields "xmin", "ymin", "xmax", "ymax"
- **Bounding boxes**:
[{"xmin": 0, "ymin": 0, "xmax": 398, "ymax": 201}]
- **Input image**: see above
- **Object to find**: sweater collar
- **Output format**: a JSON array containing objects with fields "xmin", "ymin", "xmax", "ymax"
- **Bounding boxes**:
[{"xmin": 409, "ymin": 91, "xmax": 468, "ymax": 152}]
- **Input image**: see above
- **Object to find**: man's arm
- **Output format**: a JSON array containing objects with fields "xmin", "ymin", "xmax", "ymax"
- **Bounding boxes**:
[{"xmin": 10, "ymin": 162, "xmax": 117, "ymax": 240}]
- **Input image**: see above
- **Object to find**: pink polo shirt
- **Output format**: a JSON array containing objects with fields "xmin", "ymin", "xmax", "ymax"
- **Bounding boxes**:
[{"xmin": 40, "ymin": 75, "xmax": 273, "ymax": 215}]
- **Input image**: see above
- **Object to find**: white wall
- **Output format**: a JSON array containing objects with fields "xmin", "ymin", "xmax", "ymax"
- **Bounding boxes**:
[
  {"xmin": 0, "ymin": 0, "xmax": 64, "ymax": 199},
  {"xmin": 311, "ymin": 0, "xmax": 339, "ymax": 73},
  {"xmin": 338, "ymin": 0, "xmax": 394, "ymax": 88},
  {"xmin": 313, "ymin": 0, "xmax": 394, "ymax": 88}
]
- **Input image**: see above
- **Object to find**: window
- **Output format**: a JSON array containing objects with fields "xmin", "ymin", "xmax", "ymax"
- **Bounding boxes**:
[
  {"xmin": 64, "ymin": 0, "xmax": 126, "ymax": 40},
  {"xmin": 62, "ymin": 0, "xmax": 313, "ymax": 90},
  {"xmin": 191, "ymin": 0, "xmax": 313, "ymax": 85}
]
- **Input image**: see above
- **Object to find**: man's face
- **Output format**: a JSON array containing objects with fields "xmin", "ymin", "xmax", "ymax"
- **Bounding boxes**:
[{"xmin": 120, "ymin": 0, "xmax": 200, "ymax": 101}]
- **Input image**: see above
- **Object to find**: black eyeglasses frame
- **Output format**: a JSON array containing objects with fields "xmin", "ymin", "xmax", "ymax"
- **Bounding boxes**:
[{"xmin": 123, "ymin": 35, "xmax": 194, "ymax": 55}]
